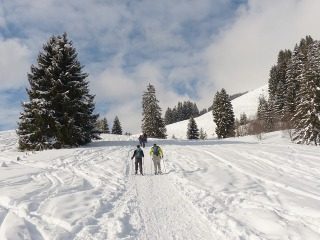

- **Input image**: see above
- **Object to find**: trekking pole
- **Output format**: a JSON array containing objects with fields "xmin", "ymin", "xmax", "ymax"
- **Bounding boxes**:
[
  {"xmin": 127, "ymin": 148, "xmax": 135, "ymax": 175},
  {"xmin": 131, "ymin": 159, "xmax": 134, "ymax": 175},
  {"xmin": 142, "ymin": 157, "xmax": 145, "ymax": 175},
  {"xmin": 162, "ymin": 157, "xmax": 167, "ymax": 173}
]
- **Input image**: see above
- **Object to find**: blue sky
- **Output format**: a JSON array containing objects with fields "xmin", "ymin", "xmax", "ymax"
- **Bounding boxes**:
[{"xmin": 1, "ymin": 0, "xmax": 320, "ymax": 133}]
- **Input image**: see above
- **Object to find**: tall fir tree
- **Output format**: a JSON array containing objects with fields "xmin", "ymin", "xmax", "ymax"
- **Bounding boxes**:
[
  {"xmin": 212, "ymin": 89, "xmax": 235, "ymax": 138},
  {"xmin": 141, "ymin": 84, "xmax": 167, "ymax": 138},
  {"xmin": 293, "ymin": 40, "xmax": 320, "ymax": 145},
  {"xmin": 199, "ymin": 128, "xmax": 207, "ymax": 140},
  {"xmin": 17, "ymin": 33, "xmax": 98, "ymax": 150},
  {"xmin": 177, "ymin": 102, "xmax": 184, "ymax": 121},
  {"xmin": 268, "ymin": 49, "xmax": 292, "ymax": 121},
  {"xmin": 284, "ymin": 36, "xmax": 314, "ymax": 122},
  {"xmin": 187, "ymin": 117, "xmax": 199, "ymax": 140},
  {"xmin": 239, "ymin": 112, "xmax": 248, "ymax": 126},
  {"xmin": 165, "ymin": 101, "xmax": 199, "ymax": 124},
  {"xmin": 257, "ymin": 95, "xmax": 274, "ymax": 132},
  {"xmin": 101, "ymin": 118, "xmax": 110, "ymax": 134},
  {"xmin": 112, "ymin": 116, "xmax": 122, "ymax": 135},
  {"xmin": 164, "ymin": 107, "xmax": 174, "ymax": 125}
]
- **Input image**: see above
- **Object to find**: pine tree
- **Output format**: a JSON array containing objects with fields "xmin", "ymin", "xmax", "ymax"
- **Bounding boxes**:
[
  {"xmin": 199, "ymin": 108, "xmax": 207, "ymax": 116},
  {"xmin": 268, "ymin": 50, "xmax": 292, "ymax": 121},
  {"xmin": 284, "ymin": 36, "xmax": 314, "ymax": 122},
  {"xmin": 165, "ymin": 101, "xmax": 200, "ymax": 125},
  {"xmin": 257, "ymin": 95, "xmax": 274, "ymax": 132},
  {"xmin": 141, "ymin": 84, "xmax": 167, "ymax": 138},
  {"xmin": 164, "ymin": 107, "xmax": 174, "ymax": 125},
  {"xmin": 212, "ymin": 89, "xmax": 235, "ymax": 138},
  {"xmin": 199, "ymin": 128, "xmax": 207, "ymax": 140},
  {"xmin": 101, "ymin": 118, "xmax": 110, "ymax": 134},
  {"xmin": 257, "ymin": 96, "xmax": 268, "ymax": 121},
  {"xmin": 112, "ymin": 116, "xmax": 122, "ymax": 135},
  {"xmin": 17, "ymin": 33, "xmax": 98, "ymax": 150},
  {"xmin": 187, "ymin": 117, "xmax": 199, "ymax": 139},
  {"xmin": 239, "ymin": 112, "xmax": 248, "ymax": 125},
  {"xmin": 177, "ymin": 102, "xmax": 183, "ymax": 121},
  {"xmin": 293, "ymin": 41, "xmax": 320, "ymax": 145}
]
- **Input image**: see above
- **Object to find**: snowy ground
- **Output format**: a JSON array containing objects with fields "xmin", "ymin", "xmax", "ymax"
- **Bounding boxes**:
[{"xmin": 0, "ymin": 130, "xmax": 320, "ymax": 240}]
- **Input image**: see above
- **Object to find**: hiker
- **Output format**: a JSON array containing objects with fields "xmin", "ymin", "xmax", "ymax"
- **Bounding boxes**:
[
  {"xmin": 150, "ymin": 143, "xmax": 163, "ymax": 175},
  {"xmin": 131, "ymin": 145, "xmax": 144, "ymax": 175},
  {"xmin": 143, "ymin": 133, "xmax": 148, "ymax": 143},
  {"xmin": 138, "ymin": 135, "xmax": 143, "ymax": 147}
]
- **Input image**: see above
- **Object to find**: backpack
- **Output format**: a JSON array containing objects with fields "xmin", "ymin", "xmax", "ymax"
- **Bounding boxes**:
[
  {"xmin": 153, "ymin": 146, "xmax": 160, "ymax": 156},
  {"xmin": 135, "ymin": 148, "xmax": 143, "ymax": 158}
]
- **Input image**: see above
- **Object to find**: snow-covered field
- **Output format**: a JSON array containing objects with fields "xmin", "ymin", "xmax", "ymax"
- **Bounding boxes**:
[{"xmin": 0, "ymin": 130, "xmax": 320, "ymax": 240}]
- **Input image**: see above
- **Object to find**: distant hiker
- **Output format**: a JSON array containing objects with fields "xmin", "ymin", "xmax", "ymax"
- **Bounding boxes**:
[
  {"xmin": 139, "ymin": 133, "xmax": 147, "ymax": 147},
  {"xmin": 150, "ymin": 143, "xmax": 163, "ymax": 175},
  {"xmin": 138, "ymin": 135, "xmax": 143, "ymax": 146},
  {"xmin": 143, "ymin": 133, "xmax": 148, "ymax": 143},
  {"xmin": 131, "ymin": 145, "xmax": 144, "ymax": 175}
]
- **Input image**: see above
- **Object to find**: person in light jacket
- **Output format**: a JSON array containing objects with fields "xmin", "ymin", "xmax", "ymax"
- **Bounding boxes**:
[{"xmin": 150, "ymin": 143, "xmax": 163, "ymax": 175}]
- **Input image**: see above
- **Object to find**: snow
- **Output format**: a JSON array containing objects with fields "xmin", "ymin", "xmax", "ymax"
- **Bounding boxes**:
[
  {"xmin": 0, "ymin": 127, "xmax": 320, "ymax": 239},
  {"xmin": 166, "ymin": 85, "xmax": 268, "ymax": 139}
]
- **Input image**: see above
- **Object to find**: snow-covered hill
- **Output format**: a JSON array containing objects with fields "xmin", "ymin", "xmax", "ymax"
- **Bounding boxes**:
[
  {"xmin": 166, "ymin": 85, "xmax": 268, "ymax": 139},
  {"xmin": 0, "ymin": 130, "xmax": 320, "ymax": 240}
]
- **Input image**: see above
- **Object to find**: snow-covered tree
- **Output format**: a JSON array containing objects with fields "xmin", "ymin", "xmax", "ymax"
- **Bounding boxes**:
[
  {"xmin": 187, "ymin": 117, "xmax": 199, "ymax": 139},
  {"xmin": 284, "ymin": 36, "xmax": 314, "ymax": 122},
  {"xmin": 112, "ymin": 116, "xmax": 122, "ymax": 135},
  {"xmin": 165, "ymin": 101, "xmax": 200, "ymax": 124},
  {"xmin": 17, "ymin": 33, "xmax": 98, "ymax": 150},
  {"xmin": 164, "ymin": 107, "xmax": 174, "ymax": 125},
  {"xmin": 293, "ymin": 41, "xmax": 320, "ymax": 145},
  {"xmin": 257, "ymin": 95, "xmax": 275, "ymax": 132},
  {"xmin": 239, "ymin": 112, "xmax": 248, "ymax": 126},
  {"xmin": 199, "ymin": 128, "xmax": 207, "ymax": 140},
  {"xmin": 199, "ymin": 108, "xmax": 207, "ymax": 116},
  {"xmin": 141, "ymin": 84, "xmax": 167, "ymax": 138},
  {"xmin": 96, "ymin": 117, "xmax": 110, "ymax": 134},
  {"xmin": 268, "ymin": 50, "xmax": 292, "ymax": 120},
  {"xmin": 102, "ymin": 118, "xmax": 110, "ymax": 133},
  {"xmin": 212, "ymin": 89, "xmax": 235, "ymax": 138}
]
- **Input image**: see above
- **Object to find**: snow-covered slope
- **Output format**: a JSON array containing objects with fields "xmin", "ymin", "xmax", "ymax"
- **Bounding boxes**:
[
  {"xmin": 0, "ymin": 130, "xmax": 320, "ymax": 240},
  {"xmin": 166, "ymin": 85, "xmax": 268, "ymax": 139}
]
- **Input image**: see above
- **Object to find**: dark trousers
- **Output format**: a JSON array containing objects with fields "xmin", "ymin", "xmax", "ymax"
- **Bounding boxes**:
[{"xmin": 135, "ymin": 158, "xmax": 143, "ymax": 174}]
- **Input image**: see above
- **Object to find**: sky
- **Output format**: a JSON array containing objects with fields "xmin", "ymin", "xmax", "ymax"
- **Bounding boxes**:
[{"xmin": 1, "ymin": 0, "xmax": 320, "ymax": 133}]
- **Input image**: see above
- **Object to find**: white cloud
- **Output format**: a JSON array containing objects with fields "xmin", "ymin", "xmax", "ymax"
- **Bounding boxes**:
[
  {"xmin": 6, "ymin": 0, "xmax": 320, "ymax": 134},
  {"xmin": 205, "ymin": 0, "xmax": 320, "ymax": 94},
  {"xmin": 92, "ymin": 68, "xmax": 137, "ymax": 102},
  {"xmin": 0, "ymin": 38, "xmax": 31, "ymax": 90}
]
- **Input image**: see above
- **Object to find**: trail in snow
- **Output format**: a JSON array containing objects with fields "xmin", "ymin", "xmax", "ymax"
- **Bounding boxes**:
[
  {"xmin": 0, "ymin": 131, "xmax": 320, "ymax": 239},
  {"xmin": 130, "ymin": 160, "xmax": 216, "ymax": 240}
]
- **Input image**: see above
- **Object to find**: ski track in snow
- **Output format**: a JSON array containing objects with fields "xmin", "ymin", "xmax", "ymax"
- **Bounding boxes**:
[{"xmin": 0, "ymin": 131, "xmax": 320, "ymax": 239}]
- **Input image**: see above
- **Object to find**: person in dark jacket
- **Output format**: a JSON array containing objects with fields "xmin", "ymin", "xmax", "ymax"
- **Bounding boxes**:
[
  {"xmin": 138, "ymin": 135, "xmax": 143, "ymax": 146},
  {"xmin": 131, "ymin": 145, "xmax": 144, "ymax": 175}
]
